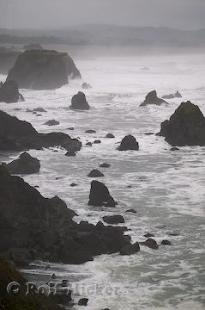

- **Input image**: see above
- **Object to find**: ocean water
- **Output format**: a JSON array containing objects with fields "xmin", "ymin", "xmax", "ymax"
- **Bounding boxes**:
[{"xmin": 1, "ymin": 49, "xmax": 205, "ymax": 309}]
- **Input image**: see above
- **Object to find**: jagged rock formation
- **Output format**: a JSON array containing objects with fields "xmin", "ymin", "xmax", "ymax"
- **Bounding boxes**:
[
  {"xmin": 118, "ymin": 135, "xmax": 139, "ymax": 151},
  {"xmin": 44, "ymin": 119, "xmax": 60, "ymax": 126},
  {"xmin": 162, "ymin": 91, "xmax": 182, "ymax": 99},
  {"xmin": 88, "ymin": 180, "xmax": 116, "ymax": 207},
  {"xmin": 6, "ymin": 152, "xmax": 40, "ymax": 174},
  {"xmin": 0, "ymin": 80, "xmax": 24, "ymax": 103},
  {"xmin": 6, "ymin": 49, "xmax": 81, "ymax": 90},
  {"xmin": 0, "ymin": 166, "xmax": 130, "ymax": 265},
  {"xmin": 140, "ymin": 90, "xmax": 168, "ymax": 106},
  {"xmin": 158, "ymin": 101, "xmax": 205, "ymax": 146},
  {"xmin": 70, "ymin": 92, "xmax": 90, "ymax": 110},
  {"xmin": 0, "ymin": 110, "xmax": 82, "ymax": 152}
]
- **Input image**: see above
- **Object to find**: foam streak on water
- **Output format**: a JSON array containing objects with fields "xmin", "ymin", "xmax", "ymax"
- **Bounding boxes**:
[{"xmin": 1, "ymin": 51, "xmax": 205, "ymax": 310}]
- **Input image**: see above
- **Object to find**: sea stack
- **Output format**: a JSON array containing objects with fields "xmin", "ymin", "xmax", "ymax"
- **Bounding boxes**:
[
  {"xmin": 118, "ymin": 135, "xmax": 139, "ymax": 151},
  {"xmin": 140, "ymin": 90, "xmax": 168, "ymax": 106},
  {"xmin": 158, "ymin": 101, "xmax": 205, "ymax": 146},
  {"xmin": 6, "ymin": 49, "xmax": 81, "ymax": 89},
  {"xmin": 70, "ymin": 91, "xmax": 90, "ymax": 110}
]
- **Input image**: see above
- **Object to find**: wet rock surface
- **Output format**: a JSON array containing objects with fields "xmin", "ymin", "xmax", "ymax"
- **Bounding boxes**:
[
  {"xmin": 0, "ymin": 165, "xmax": 131, "ymax": 265},
  {"xmin": 88, "ymin": 180, "xmax": 116, "ymax": 207},
  {"xmin": 0, "ymin": 110, "xmax": 82, "ymax": 152},
  {"xmin": 158, "ymin": 101, "xmax": 205, "ymax": 146},
  {"xmin": 0, "ymin": 80, "xmax": 24, "ymax": 103},
  {"xmin": 6, "ymin": 152, "xmax": 40, "ymax": 174},
  {"xmin": 118, "ymin": 135, "xmax": 139, "ymax": 151},
  {"xmin": 70, "ymin": 92, "xmax": 90, "ymax": 110},
  {"xmin": 6, "ymin": 49, "xmax": 81, "ymax": 89},
  {"xmin": 140, "ymin": 90, "xmax": 168, "ymax": 106}
]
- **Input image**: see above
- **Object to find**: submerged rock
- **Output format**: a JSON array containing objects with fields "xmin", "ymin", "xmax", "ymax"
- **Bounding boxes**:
[
  {"xmin": 65, "ymin": 150, "xmax": 77, "ymax": 157},
  {"xmin": 120, "ymin": 241, "xmax": 140, "ymax": 255},
  {"xmin": 0, "ymin": 165, "xmax": 131, "ymax": 265},
  {"xmin": 118, "ymin": 135, "xmax": 139, "ymax": 151},
  {"xmin": 93, "ymin": 139, "xmax": 101, "ymax": 144},
  {"xmin": 158, "ymin": 101, "xmax": 205, "ymax": 146},
  {"xmin": 88, "ymin": 180, "xmax": 116, "ymax": 207},
  {"xmin": 125, "ymin": 209, "xmax": 137, "ymax": 214},
  {"xmin": 82, "ymin": 82, "xmax": 92, "ymax": 89},
  {"xmin": 103, "ymin": 215, "xmax": 125, "ymax": 224},
  {"xmin": 85, "ymin": 129, "xmax": 96, "ymax": 133},
  {"xmin": 6, "ymin": 49, "xmax": 81, "ymax": 89},
  {"xmin": 87, "ymin": 169, "xmax": 104, "ymax": 177},
  {"xmin": 99, "ymin": 163, "xmax": 110, "ymax": 168},
  {"xmin": 140, "ymin": 90, "xmax": 168, "ymax": 106},
  {"xmin": 70, "ymin": 92, "xmax": 90, "ymax": 110},
  {"xmin": 44, "ymin": 119, "xmax": 60, "ymax": 126},
  {"xmin": 6, "ymin": 152, "xmax": 40, "ymax": 174},
  {"xmin": 0, "ymin": 110, "xmax": 82, "ymax": 152},
  {"xmin": 162, "ymin": 91, "xmax": 182, "ymax": 99},
  {"xmin": 0, "ymin": 80, "xmax": 24, "ymax": 103}
]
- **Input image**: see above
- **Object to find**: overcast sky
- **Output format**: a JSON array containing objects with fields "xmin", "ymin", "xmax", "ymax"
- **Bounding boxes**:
[{"xmin": 0, "ymin": 0, "xmax": 205, "ymax": 30}]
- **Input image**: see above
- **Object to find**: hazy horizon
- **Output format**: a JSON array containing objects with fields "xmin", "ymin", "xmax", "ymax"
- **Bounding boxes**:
[{"xmin": 1, "ymin": 0, "xmax": 205, "ymax": 31}]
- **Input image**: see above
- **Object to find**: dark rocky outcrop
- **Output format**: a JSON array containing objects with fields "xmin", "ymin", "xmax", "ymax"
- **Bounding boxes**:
[
  {"xmin": 120, "ymin": 242, "xmax": 140, "ymax": 255},
  {"xmin": 70, "ymin": 92, "xmax": 90, "ymax": 110},
  {"xmin": 93, "ymin": 139, "xmax": 101, "ymax": 144},
  {"xmin": 161, "ymin": 240, "xmax": 172, "ymax": 245},
  {"xmin": 6, "ymin": 152, "xmax": 40, "ymax": 174},
  {"xmin": 170, "ymin": 146, "xmax": 179, "ymax": 151},
  {"xmin": 0, "ymin": 80, "xmax": 24, "ymax": 103},
  {"xmin": 103, "ymin": 215, "xmax": 125, "ymax": 224},
  {"xmin": 6, "ymin": 49, "xmax": 81, "ymax": 90},
  {"xmin": 65, "ymin": 150, "xmax": 77, "ymax": 157},
  {"xmin": 88, "ymin": 169, "xmax": 104, "ymax": 178},
  {"xmin": 88, "ymin": 180, "xmax": 116, "ymax": 207},
  {"xmin": 140, "ymin": 90, "xmax": 168, "ymax": 106},
  {"xmin": 78, "ymin": 298, "xmax": 89, "ymax": 306},
  {"xmin": 105, "ymin": 133, "xmax": 115, "ymax": 138},
  {"xmin": 125, "ymin": 209, "xmax": 137, "ymax": 214},
  {"xmin": 144, "ymin": 232, "xmax": 155, "ymax": 238},
  {"xmin": 0, "ymin": 257, "xmax": 63, "ymax": 310},
  {"xmin": 85, "ymin": 129, "xmax": 96, "ymax": 133},
  {"xmin": 118, "ymin": 135, "xmax": 139, "ymax": 151},
  {"xmin": 0, "ymin": 110, "xmax": 82, "ymax": 152},
  {"xmin": 162, "ymin": 91, "xmax": 182, "ymax": 99},
  {"xmin": 44, "ymin": 119, "xmax": 60, "ymax": 126},
  {"xmin": 99, "ymin": 163, "xmax": 110, "ymax": 168},
  {"xmin": 158, "ymin": 101, "xmax": 205, "ymax": 146},
  {"xmin": 33, "ymin": 107, "xmax": 47, "ymax": 113},
  {"xmin": 140, "ymin": 238, "xmax": 159, "ymax": 249},
  {"xmin": 86, "ymin": 142, "xmax": 92, "ymax": 146},
  {"xmin": 0, "ymin": 166, "xmax": 131, "ymax": 265}
]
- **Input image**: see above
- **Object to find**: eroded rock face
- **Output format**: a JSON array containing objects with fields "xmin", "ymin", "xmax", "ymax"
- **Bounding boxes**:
[
  {"xmin": 0, "ymin": 110, "xmax": 82, "ymax": 152},
  {"xmin": 140, "ymin": 90, "xmax": 168, "ymax": 106},
  {"xmin": 118, "ymin": 135, "xmax": 139, "ymax": 151},
  {"xmin": 0, "ymin": 47, "xmax": 20, "ymax": 74},
  {"xmin": 0, "ymin": 80, "xmax": 24, "ymax": 103},
  {"xmin": 88, "ymin": 180, "xmax": 116, "ymax": 207},
  {"xmin": 0, "ymin": 166, "xmax": 130, "ymax": 265},
  {"xmin": 158, "ymin": 101, "xmax": 205, "ymax": 146},
  {"xmin": 70, "ymin": 92, "xmax": 90, "ymax": 110},
  {"xmin": 6, "ymin": 152, "xmax": 40, "ymax": 174},
  {"xmin": 6, "ymin": 49, "xmax": 81, "ymax": 90}
]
